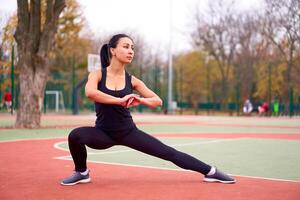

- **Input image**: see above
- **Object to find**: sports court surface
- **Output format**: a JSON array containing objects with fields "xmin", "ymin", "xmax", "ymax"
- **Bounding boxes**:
[{"xmin": 0, "ymin": 114, "xmax": 299, "ymax": 200}]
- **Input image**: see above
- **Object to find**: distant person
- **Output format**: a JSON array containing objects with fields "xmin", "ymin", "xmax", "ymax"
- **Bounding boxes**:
[
  {"xmin": 4, "ymin": 90, "xmax": 12, "ymax": 111},
  {"xmin": 273, "ymin": 99, "xmax": 280, "ymax": 116},
  {"xmin": 258, "ymin": 102, "xmax": 269, "ymax": 115},
  {"xmin": 243, "ymin": 99, "xmax": 253, "ymax": 115},
  {"xmin": 61, "ymin": 33, "xmax": 235, "ymax": 186}
]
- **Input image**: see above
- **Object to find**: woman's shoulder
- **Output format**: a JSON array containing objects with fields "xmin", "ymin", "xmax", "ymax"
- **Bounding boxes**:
[
  {"xmin": 130, "ymin": 75, "xmax": 145, "ymax": 89},
  {"xmin": 88, "ymin": 69, "xmax": 102, "ymax": 81}
]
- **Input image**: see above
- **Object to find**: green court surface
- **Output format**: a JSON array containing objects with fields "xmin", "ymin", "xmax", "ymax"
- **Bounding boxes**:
[
  {"xmin": 138, "ymin": 124, "xmax": 300, "ymax": 134},
  {"xmin": 1, "ymin": 114, "xmax": 300, "ymax": 127},
  {"xmin": 0, "ymin": 123, "xmax": 299, "ymax": 142}
]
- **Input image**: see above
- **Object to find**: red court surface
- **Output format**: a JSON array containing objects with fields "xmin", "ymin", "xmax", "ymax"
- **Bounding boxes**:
[{"xmin": 1, "ymin": 138, "xmax": 299, "ymax": 200}]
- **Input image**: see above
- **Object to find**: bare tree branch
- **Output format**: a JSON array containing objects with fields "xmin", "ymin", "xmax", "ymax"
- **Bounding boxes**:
[
  {"xmin": 29, "ymin": 0, "xmax": 41, "ymax": 53},
  {"xmin": 15, "ymin": 0, "xmax": 29, "ymax": 47},
  {"xmin": 39, "ymin": 0, "xmax": 65, "ymax": 57}
]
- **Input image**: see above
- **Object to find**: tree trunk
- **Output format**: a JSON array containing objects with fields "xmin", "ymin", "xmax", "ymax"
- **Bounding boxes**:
[
  {"xmin": 220, "ymin": 77, "xmax": 228, "ymax": 109},
  {"xmin": 14, "ymin": 0, "xmax": 65, "ymax": 128},
  {"xmin": 16, "ymin": 53, "xmax": 48, "ymax": 128}
]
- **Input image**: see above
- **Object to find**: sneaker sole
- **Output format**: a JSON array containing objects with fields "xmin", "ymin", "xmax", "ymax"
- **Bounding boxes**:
[
  {"xmin": 203, "ymin": 177, "xmax": 236, "ymax": 184},
  {"xmin": 61, "ymin": 177, "xmax": 91, "ymax": 186}
]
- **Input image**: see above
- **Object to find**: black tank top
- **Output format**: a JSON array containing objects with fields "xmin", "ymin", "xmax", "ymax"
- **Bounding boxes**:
[{"xmin": 95, "ymin": 68, "xmax": 135, "ymax": 131}]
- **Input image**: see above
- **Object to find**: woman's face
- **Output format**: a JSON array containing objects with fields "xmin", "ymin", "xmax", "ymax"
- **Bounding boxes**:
[{"xmin": 111, "ymin": 37, "xmax": 134, "ymax": 64}]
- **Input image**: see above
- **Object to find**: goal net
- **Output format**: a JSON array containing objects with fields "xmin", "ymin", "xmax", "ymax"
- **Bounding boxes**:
[{"xmin": 44, "ymin": 90, "xmax": 65, "ymax": 112}]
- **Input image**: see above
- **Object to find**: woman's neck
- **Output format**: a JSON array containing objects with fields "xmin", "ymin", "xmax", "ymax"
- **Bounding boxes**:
[{"xmin": 108, "ymin": 59, "xmax": 125, "ymax": 75}]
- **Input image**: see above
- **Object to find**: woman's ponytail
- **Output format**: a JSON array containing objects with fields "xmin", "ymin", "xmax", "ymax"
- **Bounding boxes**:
[{"xmin": 100, "ymin": 44, "xmax": 110, "ymax": 68}]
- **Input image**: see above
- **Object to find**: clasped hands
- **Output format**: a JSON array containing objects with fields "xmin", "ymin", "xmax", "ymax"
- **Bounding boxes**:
[{"xmin": 120, "ymin": 94, "xmax": 143, "ymax": 108}]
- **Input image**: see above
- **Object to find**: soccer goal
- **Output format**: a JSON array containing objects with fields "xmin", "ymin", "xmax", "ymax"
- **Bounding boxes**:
[{"xmin": 44, "ymin": 90, "xmax": 65, "ymax": 112}]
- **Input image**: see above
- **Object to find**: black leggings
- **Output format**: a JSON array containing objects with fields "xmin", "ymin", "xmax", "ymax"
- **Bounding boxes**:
[{"xmin": 67, "ymin": 126, "xmax": 211, "ymax": 175}]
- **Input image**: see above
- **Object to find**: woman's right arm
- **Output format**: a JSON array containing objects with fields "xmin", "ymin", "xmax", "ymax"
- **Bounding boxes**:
[{"xmin": 85, "ymin": 70, "xmax": 135, "ymax": 106}]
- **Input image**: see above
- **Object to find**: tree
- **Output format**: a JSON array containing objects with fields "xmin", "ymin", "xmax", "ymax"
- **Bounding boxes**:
[
  {"xmin": 262, "ymin": 0, "xmax": 300, "ymax": 114},
  {"xmin": 14, "ymin": 0, "xmax": 65, "ymax": 128},
  {"xmin": 0, "ymin": 14, "xmax": 16, "ymax": 101},
  {"xmin": 174, "ymin": 51, "xmax": 208, "ymax": 113},
  {"xmin": 2, "ymin": 1, "xmax": 91, "ymax": 112},
  {"xmin": 234, "ymin": 13, "xmax": 261, "ymax": 101},
  {"xmin": 51, "ymin": 0, "xmax": 88, "ymax": 72},
  {"xmin": 48, "ymin": 0, "xmax": 92, "ymax": 109},
  {"xmin": 191, "ymin": 0, "xmax": 239, "ymax": 107}
]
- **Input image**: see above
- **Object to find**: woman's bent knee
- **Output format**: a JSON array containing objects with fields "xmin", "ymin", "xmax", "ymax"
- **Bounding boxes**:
[{"xmin": 68, "ymin": 127, "xmax": 83, "ymax": 142}]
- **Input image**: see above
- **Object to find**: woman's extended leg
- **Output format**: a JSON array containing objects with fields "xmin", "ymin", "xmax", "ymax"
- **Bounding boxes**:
[
  {"xmin": 120, "ymin": 127, "xmax": 235, "ymax": 183},
  {"xmin": 121, "ymin": 127, "xmax": 211, "ymax": 175}
]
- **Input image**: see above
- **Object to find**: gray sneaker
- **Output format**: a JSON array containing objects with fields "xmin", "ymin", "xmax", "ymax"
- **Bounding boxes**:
[
  {"xmin": 203, "ymin": 168, "xmax": 236, "ymax": 184},
  {"xmin": 61, "ymin": 170, "xmax": 91, "ymax": 186}
]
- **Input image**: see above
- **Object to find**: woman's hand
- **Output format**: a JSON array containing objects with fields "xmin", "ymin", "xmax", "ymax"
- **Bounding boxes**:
[
  {"xmin": 120, "ymin": 94, "xmax": 139, "ymax": 107},
  {"xmin": 126, "ymin": 96, "xmax": 142, "ymax": 108},
  {"xmin": 127, "ymin": 96, "xmax": 162, "ymax": 108}
]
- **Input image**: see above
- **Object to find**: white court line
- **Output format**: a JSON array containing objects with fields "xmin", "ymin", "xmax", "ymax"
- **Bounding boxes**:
[{"xmin": 53, "ymin": 141, "xmax": 69, "ymax": 152}]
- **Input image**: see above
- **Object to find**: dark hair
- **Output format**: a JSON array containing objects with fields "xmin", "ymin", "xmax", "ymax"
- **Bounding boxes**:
[{"xmin": 99, "ymin": 33, "xmax": 133, "ymax": 68}]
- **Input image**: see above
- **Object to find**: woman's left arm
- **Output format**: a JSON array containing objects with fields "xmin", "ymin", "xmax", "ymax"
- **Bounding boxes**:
[{"xmin": 131, "ymin": 75, "xmax": 162, "ymax": 108}]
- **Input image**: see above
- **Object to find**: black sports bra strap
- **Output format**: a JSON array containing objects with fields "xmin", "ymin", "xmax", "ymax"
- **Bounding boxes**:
[
  {"xmin": 125, "ymin": 71, "xmax": 132, "ymax": 89},
  {"xmin": 99, "ymin": 68, "xmax": 107, "ymax": 87}
]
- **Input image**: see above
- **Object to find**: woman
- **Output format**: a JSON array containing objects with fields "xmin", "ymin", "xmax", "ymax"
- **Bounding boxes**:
[{"xmin": 61, "ymin": 34, "xmax": 235, "ymax": 185}]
